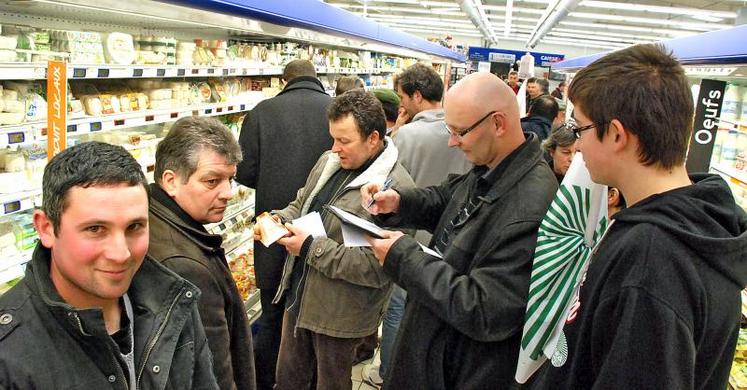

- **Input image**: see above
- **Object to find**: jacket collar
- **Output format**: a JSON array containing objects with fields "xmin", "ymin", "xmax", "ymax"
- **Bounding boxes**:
[
  {"xmin": 301, "ymin": 137, "xmax": 399, "ymax": 215},
  {"xmin": 480, "ymin": 132, "xmax": 545, "ymax": 204},
  {"xmin": 148, "ymin": 184, "xmax": 223, "ymax": 253},
  {"xmin": 24, "ymin": 244, "xmax": 197, "ymax": 339},
  {"xmin": 411, "ymin": 108, "xmax": 444, "ymax": 123},
  {"xmin": 278, "ymin": 76, "xmax": 327, "ymax": 97}
]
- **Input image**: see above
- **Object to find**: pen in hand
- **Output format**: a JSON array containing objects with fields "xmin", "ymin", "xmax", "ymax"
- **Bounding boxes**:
[{"xmin": 366, "ymin": 178, "xmax": 393, "ymax": 209}]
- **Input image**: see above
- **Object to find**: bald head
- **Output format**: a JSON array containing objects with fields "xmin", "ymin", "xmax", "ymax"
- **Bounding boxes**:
[{"xmin": 443, "ymin": 72, "xmax": 526, "ymax": 168}]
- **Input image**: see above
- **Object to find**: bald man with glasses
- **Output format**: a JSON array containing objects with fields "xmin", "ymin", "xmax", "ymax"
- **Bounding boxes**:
[{"xmin": 360, "ymin": 72, "xmax": 558, "ymax": 389}]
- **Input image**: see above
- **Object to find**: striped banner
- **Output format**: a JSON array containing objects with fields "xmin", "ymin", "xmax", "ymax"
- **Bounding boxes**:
[{"xmin": 515, "ymin": 153, "xmax": 608, "ymax": 383}]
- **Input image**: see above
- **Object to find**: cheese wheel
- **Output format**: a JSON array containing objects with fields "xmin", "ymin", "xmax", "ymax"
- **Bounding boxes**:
[{"xmin": 103, "ymin": 33, "xmax": 136, "ymax": 65}]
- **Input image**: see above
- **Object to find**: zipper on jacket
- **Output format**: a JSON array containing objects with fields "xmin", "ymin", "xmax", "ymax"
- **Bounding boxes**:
[
  {"xmin": 136, "ymin": 287, "xmax": 184, "ymax": 388},
  {"xmin": 71, "ymin": 312, "xmax": 128, "ymax": 389}
]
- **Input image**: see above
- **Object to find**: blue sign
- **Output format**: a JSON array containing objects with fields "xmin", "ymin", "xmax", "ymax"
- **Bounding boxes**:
[{"xmin": 468, "ymin": 47, "xmax": 564, "ymax": 67}]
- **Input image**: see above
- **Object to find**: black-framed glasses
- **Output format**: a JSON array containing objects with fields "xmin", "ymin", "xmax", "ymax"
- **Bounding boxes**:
[
  {"xmin": 443, "ymin": 110, "xmax": 497, "ymax": 138},
  {"xmin": 566, "ymin": 120, "xmax": 596, "ymax": 139}
]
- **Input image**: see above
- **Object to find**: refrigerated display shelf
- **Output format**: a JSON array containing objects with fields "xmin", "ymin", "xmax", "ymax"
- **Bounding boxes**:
[
  {"xmin": 205, "ymin": 200, "xmax": 255, "ymax": 236},
  {"xmin": 712, "ymin": 163, "xmax": 747, "ymax": 187},
  {"xmin": 244, "ymin": 289, "xmax": 262, "ymax": 325},
  {"xmin": 0, "ymin": 249, "xmax": 34, "ymax": 286},
  {"xmin": 0, "ymin": 94, "xmax": 267, "ymax": 149},
  {"xmin": 0, "ymin": 62, "xmax": 398, "ymax": 81},
  {"xmin": 0, "ymin": 189, "xmax": 42, "ymax": 217}
]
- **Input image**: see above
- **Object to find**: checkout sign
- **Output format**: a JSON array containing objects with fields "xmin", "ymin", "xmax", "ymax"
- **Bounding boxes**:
[{"xmin": 47, "ymin": 60, "xmax": 67, "ymax": 159}]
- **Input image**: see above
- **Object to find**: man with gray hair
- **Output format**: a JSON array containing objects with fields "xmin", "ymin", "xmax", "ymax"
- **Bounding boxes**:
[{"xmin": 149, "ymin": 116, "xmax": 256, "ymax": 390}]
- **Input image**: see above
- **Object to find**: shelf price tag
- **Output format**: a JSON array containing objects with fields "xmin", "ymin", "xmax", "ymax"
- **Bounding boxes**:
[{"xmin": 47, "ymin": 60, "xmax": 67, "ymax": 160}]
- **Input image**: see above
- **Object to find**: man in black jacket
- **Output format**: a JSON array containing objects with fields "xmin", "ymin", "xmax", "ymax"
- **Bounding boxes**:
[
  {"xmin": 361, "ymin": 71, "xmax": 558, "ymax": 389},
  {"xmin": 521, "ymin": 95, "xmax": 558, "ymax": 141},
  {"xmin": 149, "ymin": 117, "xmax": 255, "ymax": 390},
  {"xmin": 236, "ymin": 59, "xmax": 332, "ymax": 390},
  {"xmin": 0, "ymin": 142, "xmax": 218, "ymax": 389},
  {"xmin": 531, "ymin": 44, "xmax": 747, "ymax": 389}
]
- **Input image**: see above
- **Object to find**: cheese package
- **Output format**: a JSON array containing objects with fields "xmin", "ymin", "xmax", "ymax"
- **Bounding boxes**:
[
  {"xmin": 81, "ymin": 96, "xmax": 103, "ymax": 116},
  {"xmin": 0, "ymin": 111, "xmax": 24, "ymax": 125},
  {"xmin": 3, "ymin": 99, "xmax": 24, "ymax": 113},
  {"xmin": 256, "ymin": 212, "xmax": 289, "ymax": 247},
  {"xmin": 23, "ymin": 93, "xmax": 47, "ymax": 121},
  {"xmin": 103, "ymin": 32, "xmax": 136, "ymax": 65},
  {"xmin": 2, "ymin": 89, "xmax": 18, "ymax": 101},
  {"xmin": 0, "ymin": 36, "xmax": 17, "ymax": 50}
]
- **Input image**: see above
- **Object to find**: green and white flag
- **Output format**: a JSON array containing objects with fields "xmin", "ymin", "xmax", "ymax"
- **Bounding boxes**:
[{"xmin": 515, "ymin": 153, "xmax": 608, "ymax": 383}]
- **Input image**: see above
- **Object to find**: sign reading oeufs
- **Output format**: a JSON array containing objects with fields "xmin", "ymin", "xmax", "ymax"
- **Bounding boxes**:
[
  {"xmin": 47, "ymin": 61, "xmax": 67, "ymax": 159},
  {"xmin": 686, "ymin": 79, "xmax": 726, "ymax": 173}
]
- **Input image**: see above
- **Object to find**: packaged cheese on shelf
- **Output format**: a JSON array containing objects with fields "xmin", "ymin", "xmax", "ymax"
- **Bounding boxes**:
[
  {"xmin": 0, "ymin": 111, "xmax": 24, "ymax": 125},
  {"xmin": 81, "ymin": 96, "xmax": 103, "ymax": 116},
  {"xmin": 103, "ymin": 32, "xmax": 136, "ymax": 65},
  {"xmin": 23, "ymin": 93, "xmax": 47, "ymax": 121}
]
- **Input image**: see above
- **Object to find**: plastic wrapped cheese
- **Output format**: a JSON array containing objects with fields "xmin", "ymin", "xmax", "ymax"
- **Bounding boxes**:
[
  {"xmin": 2, "ymin": 89, "xmax": 18, "ymax": 101},
  {"xmin": 0, "ymin": 36, "xmax": 17, "ymax": 50},
  {"xmin": 146, "ymin": 88, "xmax": 172, "ymax": 101},
  {"xmin": 0, "ymin": 111, "xmax": 24, "ymax": 125},
  {"xmin": 82, "ymin": 96, "xmax": 103, "ymax": 116},
  {"xmin": 118, "ymin": 95, "xmax": 131, "ymax": 112},
  {"xmin": 3, "ymin": 99, "xmax": 24, "ymax": 113},
  {"xmin": 23, "ymin": 93, "xmax": 47, "ymax": 121},
  {"xmin": 103, "ymin": 32, "xmax": 136, "ymax": 65}
]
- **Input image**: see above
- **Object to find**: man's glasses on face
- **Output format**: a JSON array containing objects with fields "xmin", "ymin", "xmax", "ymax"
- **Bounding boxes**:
[
  {"xmin": 443, "ymin": 110, "xmax": 497, "ymax": 139},
  {"xmin": 565, "ymin": 119, "xmax": 596, "ymax": 139}
]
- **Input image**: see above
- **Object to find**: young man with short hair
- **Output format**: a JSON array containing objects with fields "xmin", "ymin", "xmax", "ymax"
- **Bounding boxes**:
[
  {"xmin": 149, "ymin": 116, "xmax": 256, "ymax": 390},
  {"xmin": 533, "ymin": 44, "xmax": 747, "ymax": 389},
  {"xmin": 0, "ymin": 142, "xmax": 218, "ymax": 389}
]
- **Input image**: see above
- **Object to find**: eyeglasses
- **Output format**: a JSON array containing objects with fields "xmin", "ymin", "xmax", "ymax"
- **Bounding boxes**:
[
  {"xmin": 443, "ymin": 111, "xmax": 497, "ymax": 138},
  {"xmin": 565, "ymin": 120, "xmax": 596, "ymax": 139}
]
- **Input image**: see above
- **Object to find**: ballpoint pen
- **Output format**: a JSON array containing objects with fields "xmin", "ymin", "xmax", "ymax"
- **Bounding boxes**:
[{"xmin": 366, "ymin": 178, "xmax": 393, "ymax": 209}]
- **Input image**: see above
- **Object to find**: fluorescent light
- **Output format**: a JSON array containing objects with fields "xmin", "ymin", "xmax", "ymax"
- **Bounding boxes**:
[
  {"xmin": 486, "ymin": 14, "xmax": 539, "ymax": 23},
  {"xmin": 579, "ymin": 1, "xmax": 736, "ymax": 19},
  {"xmin": 505, "ymin": 0, "xmax": 514, "ymax": 37},
  {"xmin": 690, "ymin": 15, "xmax": 725, "ymax": 22},
  {"xmin": 419, "ymin": 1, "xmax": 461, "ymax": 7},
  {"xmin": 569, "ymin": 11, "xmax": 727, "ymax": 30},
  {"xmin": 547, "ymin": 31, "xmax": 649, "ymax": 44},
  {"xmin": 552, "ymin": 27, "xmax": 662, "ymax": 41},
  {"xmin": 483, "ymin": 5, "xmax": 546, "ymax": 14},
  {"xmin": 540, "ymin": 37, "xmax": 625, "ymax": 50},
  {"xmin": 366, "ymin": 15, "xmax": 476, "ymax": 29},
  {"xmin": 559, "ymin": 20, "xmax": 696, "ymax": 37},
  {"xmin": 344, "ymin": 4, "xmax": 465, "ymax": 15}
]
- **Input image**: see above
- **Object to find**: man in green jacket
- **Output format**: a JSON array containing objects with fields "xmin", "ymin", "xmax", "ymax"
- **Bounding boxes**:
[{"xmin": 264, "ymin": 90, "xmax": 415, "ymax": 390}]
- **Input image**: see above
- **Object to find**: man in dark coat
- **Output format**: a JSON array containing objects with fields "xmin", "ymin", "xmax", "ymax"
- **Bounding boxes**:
[
  {"xmin": 0, "ymin": 142, "xmax": 218, "ymax": 389},
  {"xmin": 149, "ymin": 117, "xmax": 255, "ymax": 390},
  {"xmin": 362, "ymin": 72, "xmax": 557, "ymax": 389},
  {"xmin": 521, "ymin": 95, "xmax": 559, "ymax": 141},
  {"xmin": 236, "ymin": 59, "xmax": 332, "ymax": 390}
]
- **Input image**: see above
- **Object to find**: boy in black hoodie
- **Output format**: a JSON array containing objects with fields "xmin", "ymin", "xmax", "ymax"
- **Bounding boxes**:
[{"xmin": 533, "ymin": 44, "xmax": 747, "ymax": 388}]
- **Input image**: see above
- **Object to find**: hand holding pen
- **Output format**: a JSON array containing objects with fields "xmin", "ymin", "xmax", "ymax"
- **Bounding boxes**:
[{"xmin": 361, "ymin": 178, "xmax": 400, "ymax": 215}]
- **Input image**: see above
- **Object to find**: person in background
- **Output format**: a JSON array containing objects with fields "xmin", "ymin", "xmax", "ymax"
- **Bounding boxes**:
[
  {"xmin": 148, "ymin": 116, "xmax": 255, "ymax": 390},
  {"xmin": 362, "ymin": 63, "xmax": 471, "ymax": 389},
  {"xmin": 551, "ymin": 81, "xmax": 567, "ymax": 100},
  {"xmin": 236, "ymin": 59, "xmax": 332, "ymax": 390},
  {"xmin": 268, "ymin": 90, "xmax": 414, "ymax": 390},
  {"xmin": 521, "ymin": 95, "xmax": 559, "ymax": 141},
  {"xmin": 361, "ymin": 71, "xmax": 557, "ymax": 389},
  {"xmin": 531, "ymin": 43, "xmax": 747, "ymax": 389},
  {"xmin": 335, "ymin": 75, "xmax": 365, "ymax": 96},
  {"xmin": 507, "ymin": 70, "xmax": 521, "ymax": 94},
  {"xmin": 371, "ymin": 88, "xmax": 401, "ymax": 132},
  {"xmin": 525, "ymin": 77, "xmax": 549, "ymax": 111},
  {"xmin": 607, "ymin": 187, "xmax": 626, "ymax": 218},
  {"xmin": 543, "ymin": 123, "xmax": 577, "ymax": 184},
  {"xmin": 0, "ymin": 142, "xmax": 218, "ymax": 389},
  {"xmin": 554, "ymin": 98, "xmax": 566, "ymax": 126}
]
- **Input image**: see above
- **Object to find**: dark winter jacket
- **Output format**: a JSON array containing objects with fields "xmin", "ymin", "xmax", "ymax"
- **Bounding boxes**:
[
  {"xmin": 236, "ymin": 76, "xmax": 333, "ymax": 290},
  {"xmin": 532, "ymin": 174, "xmax": 747, "ymax": 389},
  {"xmin": 0, "ymin": 244, "xmax": 218, "ymax": 389},
  {"xmin": 380, "ymin": 133, "xmax": 557, "ymax": 389},
  {"xmin": 148, "ymin": 185, "xmax": 255, "ymax": 390},
  {"xmin": 521, "ymin": 115, "xmax": 553, "ymax": 141}
]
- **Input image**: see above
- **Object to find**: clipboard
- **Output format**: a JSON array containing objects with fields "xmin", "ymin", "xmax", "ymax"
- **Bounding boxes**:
[{"xmin": 325, "ymin": 205, "xmax": 386, "ymax": 239}]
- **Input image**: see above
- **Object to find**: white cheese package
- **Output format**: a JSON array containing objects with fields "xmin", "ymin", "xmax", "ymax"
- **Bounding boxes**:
[
  {"xmin": 103, "ymin": 32, "xmax": 136, "ymax": 65},
  {"xmin": 23, "ymin": 93, "xmax": 47, "ymax": 121},
  {"xmin": 3, "ymin": 99, "xmax": 24, "ymax": 113},
  {"xmin": 0, "ymin": 36, "xmax": 17, "ymax": 50},
  {"xmin": 0, "ymin": 111, "xmax": 24, "ymax": 125}
]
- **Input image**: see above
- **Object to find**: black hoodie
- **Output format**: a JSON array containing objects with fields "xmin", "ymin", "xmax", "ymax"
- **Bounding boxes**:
[{"xmin": 533, "ymin": 173, "xmax": 747, "ymax": 389}]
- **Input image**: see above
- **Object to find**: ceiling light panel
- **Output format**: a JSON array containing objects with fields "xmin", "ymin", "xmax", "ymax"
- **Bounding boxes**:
[
  {"xmin": 579, "ymin": 1, "xmax": 736, "ymax": 19},
  {"xmin": 569, "ymin": 11, "xmax": 727, "ymax": 30}
]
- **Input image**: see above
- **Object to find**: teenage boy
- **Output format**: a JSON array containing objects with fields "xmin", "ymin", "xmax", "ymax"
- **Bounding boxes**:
[{"xmin": 533, "ymin": 44, "xmax": 747, "ymax": 389}]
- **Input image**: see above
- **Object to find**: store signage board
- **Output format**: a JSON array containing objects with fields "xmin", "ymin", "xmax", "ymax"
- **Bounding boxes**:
[
  {"xmin": 686, "ymin": 78, "xmax": 726, "ymax": 173},
  {"xmin": 47, "ymin": 61, "xmax": 67, "ymax": 160},
  {"xmin": 468, "ymin": 47, "xmax": 564, "ymax": 67}
]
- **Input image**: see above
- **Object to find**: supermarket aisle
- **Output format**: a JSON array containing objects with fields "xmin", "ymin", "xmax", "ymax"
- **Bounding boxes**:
[{"xmin": 352, "ymin": 359, "xmax": 378, "ymax": 390}]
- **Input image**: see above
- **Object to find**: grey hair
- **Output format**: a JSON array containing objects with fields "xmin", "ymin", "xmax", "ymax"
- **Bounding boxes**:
[
  {"xmin": 42, "ymin": 141, "xmax": 147, "ymax": 234},
  {"xmin": 155, "ymin": 116, "xmax": 242, "ymax": 185},
  {"xmin": 543, "ymin": 123, "xmax": 577, "ymax": 154}
]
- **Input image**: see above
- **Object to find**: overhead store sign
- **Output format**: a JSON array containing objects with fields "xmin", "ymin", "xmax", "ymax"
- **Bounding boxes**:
[
  {"xmin": 47, "ymin": 60, "xmax": 67, "ymax": 159},
  {"xmin": 489, "ymin": 52, "xmax": 516, "ymax": 64},
  {"xmin": 686, "ymin": 78, "xmax": 726, "ymax": 173},
  {"xmin": 468, "ymin": 47, "xmax": 564, "ymax": 67}
]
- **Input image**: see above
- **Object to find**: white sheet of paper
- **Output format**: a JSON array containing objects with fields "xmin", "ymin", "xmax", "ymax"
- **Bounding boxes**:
[
  {"xmin": 340, "ymin": 223, "xmax": 372, "ymax": 247},
  {"xmin": 291, "ymin": 212, "xmax": 327, "ymax": 238},
  {"xmin": 327, "ymin": 206, "xmax": 385, "ymax": 238}
]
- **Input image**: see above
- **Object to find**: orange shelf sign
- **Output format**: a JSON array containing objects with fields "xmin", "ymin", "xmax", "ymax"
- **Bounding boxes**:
[{"xmin": 47, "ymin": 60, "xmax": 67, "ymax": 159}]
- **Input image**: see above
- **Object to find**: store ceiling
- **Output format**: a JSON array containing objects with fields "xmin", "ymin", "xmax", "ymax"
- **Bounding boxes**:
[{"xmin": 323, "ymin": 0, "xmax": 744, "ymax": 51}]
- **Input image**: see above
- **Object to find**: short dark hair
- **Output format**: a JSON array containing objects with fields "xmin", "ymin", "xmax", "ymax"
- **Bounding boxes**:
[
  {"xmin": 509, "ymin": 70, "xmax": 519, "ymax": 77},
  {"xmin": 328, "ymin": 89, "xmax": 386, "ymax": 140},
  {"xmin": 42, "ymin": 142, "xmax": 147, "ymax": 233},
  {"xmin": 282, "ymin": 59, "xmax": 316, "ymax": 82},
  {"xmin": 394, "ymin": 63, "xmax": 443, "ymax": 102},
  {"xmin": 155, "ymin": 116, "xmax": 242, "ymax": 185},
  {"xmin": 536, "ymin": 78, "xmax": 550, "ymax": 94},
  {"xmin": 568, "ymin": 44, "xmax": 692, "ymax": 169},
  {"xmin": 543, "ymin": 123, "xmax": 577, "ymax": 154},
  {"xmin": 335, "ymin": 75, "xmax": 364, "ymax": 96},
  {"xmin": 529, "ymin": 95, "xmax": 559, "ymax": 122}
]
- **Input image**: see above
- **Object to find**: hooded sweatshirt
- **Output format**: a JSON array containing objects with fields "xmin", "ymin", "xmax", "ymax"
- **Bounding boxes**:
[{"xmin": 533, "ymin": 173, "xmax": 747, "ymax": 389}]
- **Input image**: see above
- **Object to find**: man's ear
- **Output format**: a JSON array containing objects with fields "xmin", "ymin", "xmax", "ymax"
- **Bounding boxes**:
[
  {"xmin": 161, "ymin": 169, "xmax": 179, "ymax": 197},
  {"xmin": 368, "ymin": 129, "xmax": 382, "ymax": 146},
  {"xmin": 33, "ymin": 209, "xmax": 56, "ymax": 248},
  {"xmin": 412, "ymin": 90, "xmax": 423, "ymax": 105},
  {"xmin": 492, "ymin": 112, "xmax": 507, "ymax": 137},
  {"xmin": 608, "ymin": 119, "xmax": 630, "ymax": 153}
]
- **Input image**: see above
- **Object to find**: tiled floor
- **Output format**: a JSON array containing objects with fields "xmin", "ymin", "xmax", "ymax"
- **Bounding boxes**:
[{"xmin": 351, "ymin": 358, "xmax": 379, "ymax": 390}]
